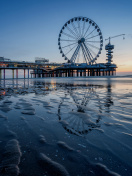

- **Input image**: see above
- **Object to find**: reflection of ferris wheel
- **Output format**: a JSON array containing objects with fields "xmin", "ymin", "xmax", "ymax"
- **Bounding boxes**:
[
  {"xmin": 58, "ymin": 17, "xmax": 103, "ymax": 64},
  {"xmin": 58, "ymin": 87, "xmax": 102, "ymax": 136}
]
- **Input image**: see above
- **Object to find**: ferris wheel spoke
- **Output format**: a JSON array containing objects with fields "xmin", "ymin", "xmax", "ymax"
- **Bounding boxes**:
[
  {"xmin": 85, "ymin": 42, "xmax": 100, "ymax": 50},
  {"xmin": 71, "ymin": 22, "xmax": 80, "ymax": 39},
  {"xmin": 85, "ymin": 40, "xmax": 100, "ymax": 43},
  {"xmin": 62, "ymin": 32, "xmax": 77, "ymax": 40},
  {"xmin": 84, "ymin": 44, "xmax": 93, "ymax": 62},
  {"xmin": 86, "ymin": 44, "xmax": 97, "ymax": 57},
  {"xmin": 81, "ymin": 44, "xmax": 92, "ymax": 63},
  {"xmin": 85, "ymin": 43, "xmax": 96, "ymax": 57},
  {"xmin": 81, "ymin": 44, "xmax": 87, "ymax": 63},
  {"xmin": 72, "ymin": 45, "xmax": 81, "ymax": 63},
  {"xmin": 83, "ymin": 44, "xmax": 93, "ymax": 62},
  {"xmin": 66, "ymin": 26, "xmax": 79, "ymax": 39},
  {"xmin": 86, "ymin": 34, "xmax": 99, "ymax": 40},
  {"xmin": 73, "ymin": 45, "xmax": 81, "ymax": 63},
  {"xmin": 78, "ymin": 20, "xmax": 81, "ymax": 38},
  {"xmin": 85, "ymin": 43, "xmax": 97, "ymax": 57},
  {"xmin": 65, "ymin": 43, "xmax": 78, "ymax": 56},
  {"xmin": 60, "ymin": 39, "xmax": 77, "ymax": 42},
  {"xmin": 62, "ymin": 42, "xmax": 78, "ymax": 49},
  {"xmin": 71, "ymin": 44, "xmax": 81, "ymax": 63},
  {"xmin": 83, "ymin": 43, "xmax": 94, "ymax": 62},
  {"xmin": 85, "ymin": 28, "xmax": 96, "ymax": 38},
  {"xmin": 82, "ymin": 20, "xmax": 86, "ymax": 37},
  {"xmin": 81, "ymin": 44, "xmax": 88, "ymax": 63},
  {"xmin": 77, "ymin": 46, "xmax": 81, "ymax": 62},
  {"xmin": 83, "ymin": 23, "xmax": 91, "ymax": 38},
  {"xmin": 85, "ymin": 45, "xmax": 97, "ymax": 64}
]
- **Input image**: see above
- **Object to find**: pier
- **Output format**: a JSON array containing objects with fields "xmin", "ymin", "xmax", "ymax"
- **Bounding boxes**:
[
  {"xmin": 30, "ymin": 63, "xmax": 117, "ymax": 78},
  {"xmin": 0, "ymin": 59, "xmax": 61, "ymax": 79},
  {"xmin": 0, "ymin": 59, "xmax": 117, "ymax": 79}
]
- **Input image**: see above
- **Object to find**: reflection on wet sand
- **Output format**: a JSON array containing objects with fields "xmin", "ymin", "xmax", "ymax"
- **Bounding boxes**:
[
  {"xmin": 58, "ymin": 83, "xmax": 113, "ymax": 136},
  {"xmin": 104, "ymin": 81, "xmax": 113, "ymax": 113},
  {"xmin": 0, "ymin": 78, "xmax": 132, "ymax": 176}
]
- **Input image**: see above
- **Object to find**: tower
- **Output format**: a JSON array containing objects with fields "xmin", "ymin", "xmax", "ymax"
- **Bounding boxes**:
[{"xmin": 105, "ymin": 39, "xmax": 114, "ymax": 65}]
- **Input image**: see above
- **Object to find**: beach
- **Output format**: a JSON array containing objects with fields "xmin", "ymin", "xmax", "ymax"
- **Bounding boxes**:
[{"xmin": 0, "ymin": 77, "xmax": 132, "ymax": 176}]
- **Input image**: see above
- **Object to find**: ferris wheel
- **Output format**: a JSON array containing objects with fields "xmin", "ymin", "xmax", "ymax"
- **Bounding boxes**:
[{"xmin": 58, "ymin": 17, "xmax": 103, "ymax": 64}]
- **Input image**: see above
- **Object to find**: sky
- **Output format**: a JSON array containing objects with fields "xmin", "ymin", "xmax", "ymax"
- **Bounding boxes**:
[{"xmin": 0, "ymin": 0, "xmax": 132, "ymax": 72}]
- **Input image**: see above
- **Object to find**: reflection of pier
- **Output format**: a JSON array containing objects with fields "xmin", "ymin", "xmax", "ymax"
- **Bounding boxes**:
[{"xmin": 104, "ymin": 80, "xmax": 113, "ymax": 113}]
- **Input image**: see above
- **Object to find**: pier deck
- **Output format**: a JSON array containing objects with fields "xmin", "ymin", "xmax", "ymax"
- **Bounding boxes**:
[{"xmin": 0, "ymin": 61, "xmax": 117, "ymax": 79}]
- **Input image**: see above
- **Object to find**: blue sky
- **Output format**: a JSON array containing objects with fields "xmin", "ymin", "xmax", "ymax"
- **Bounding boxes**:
[{"xmin": 0, "ymin": 0, "xmax": 132, "ymax": 71}]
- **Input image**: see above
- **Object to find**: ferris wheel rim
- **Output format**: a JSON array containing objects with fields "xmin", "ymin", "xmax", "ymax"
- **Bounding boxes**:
[{"xmin": 58, "ymin": 16, "xmax": 103, "ymax": 64}]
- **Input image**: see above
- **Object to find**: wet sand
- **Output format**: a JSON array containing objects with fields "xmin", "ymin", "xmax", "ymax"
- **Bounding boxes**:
[{"xmin": 0, "ymin": 77, "xmax": 132, "ymax": 176}]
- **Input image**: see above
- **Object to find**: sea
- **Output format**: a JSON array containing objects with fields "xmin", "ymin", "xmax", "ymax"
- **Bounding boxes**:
[{"xmin": 0, "ymin": 76, "xmax": 132, "ymax": 176}]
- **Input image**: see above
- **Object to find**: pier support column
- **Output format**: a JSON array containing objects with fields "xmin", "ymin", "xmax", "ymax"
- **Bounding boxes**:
[
  {"xmin": 77, "ymin": 70, "xmax": 78, "ymax": 77},
  {"xmin": 85, "ymin": 70, "xmax": 87, "ymax": 77},
  {"xmin": 66, "ymin": 70, "xmax": 67, "ymax": 77},
  {"xmin": 0, "ymin": 69, "xmax": 2, "ymax": 79},
  {"xmin": 12, "ymin": 69, "xmax": 14, "ymax": 79},
  {"xmin": 24, "ymin": 69, "xmax": 25, "ymax": 79},
  {"xmin": 16, "ymin": 69, "xmax": 18, "ymax": 79},
  {"xmin": 99, "ymin": 69, "xmax": 101, "ymax": 76},
  {"xmin": 90, "ymin": 70, "xmax": 92, "ymax": 76},
  {"xmin": 28, "ymin": 69, "xmax": 29, "ymax": 78},
  {"xmin": 80, "ymin": 71, "xmax": 82, "ymax": 77},
  {"xmin": 72, "ymin": 70, "xmax": 73, "ymax": 77},
  {"xmin": 68, "ymin": 70, "xmax": 70, "ymax": 77},
  {"xmin": 84, "ymin": 70, "xmax": 86, "ymax": 77},
  {"xmin": 59, "ymin": 70, "xmax": 61, "ymax": 77},
  {"xmin": 4, "ymin": 69, "xmax": 5, "ymax": 79},
  {"xmin": 92, "ymin": 70, "xmax": 94, "ymax": 76},
  {"xmin": 96, "ymin": 69, "xmax": 98, "ymax": 76},
  {"xmin": 56, "ymin": 71, "xmax": 57, "ymax": 77}
]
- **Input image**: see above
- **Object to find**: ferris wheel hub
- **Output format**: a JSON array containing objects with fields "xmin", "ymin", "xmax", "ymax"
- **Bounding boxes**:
[{"xmin": 78, "ymin": 38, "xmax": 85, "ymax": 44}]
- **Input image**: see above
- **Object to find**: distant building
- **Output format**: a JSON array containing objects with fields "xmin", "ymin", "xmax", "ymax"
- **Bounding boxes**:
[
  {"xmin": 35, "ymin": 57, "xmax": 49, "ymax": 64},
  {"xmin": 0, "ymin": 57, "xmax": 11, "ymax": 62}
]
